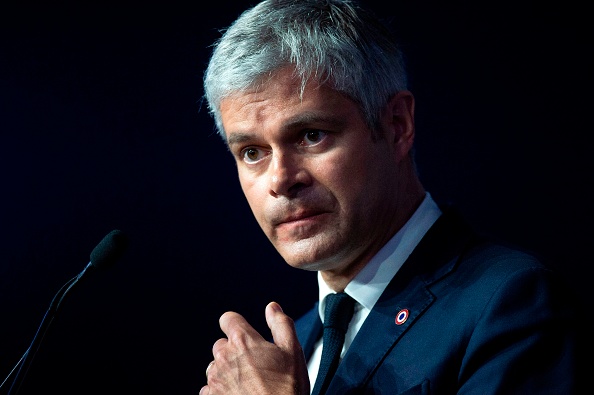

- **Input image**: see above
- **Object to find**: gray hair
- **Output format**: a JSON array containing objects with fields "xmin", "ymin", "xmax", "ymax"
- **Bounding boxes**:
[{"xmin": 202, "ymin": 0, "xmax": 408, "ymax": 140}]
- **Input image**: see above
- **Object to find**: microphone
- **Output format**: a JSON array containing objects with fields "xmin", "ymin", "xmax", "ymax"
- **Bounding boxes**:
[{"xmin": 0, "ymin": 229, "xmax": 128, "ymax": 395}]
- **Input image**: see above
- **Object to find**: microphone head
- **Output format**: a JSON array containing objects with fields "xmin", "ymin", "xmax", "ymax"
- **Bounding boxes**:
[{"xmin": 89, "ymin": 229, "xmax": 128, "ymax": 269}]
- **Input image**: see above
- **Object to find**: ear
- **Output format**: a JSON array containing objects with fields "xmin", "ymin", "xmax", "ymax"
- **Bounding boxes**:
[{"xmin": 382, "ymin": 90, "xmax": 415, "ymax": 162}]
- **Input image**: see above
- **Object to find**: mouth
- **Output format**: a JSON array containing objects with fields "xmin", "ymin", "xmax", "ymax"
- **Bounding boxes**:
[
  {"xmin": 273, "ymin": 209, "xmax": 329, "ymax": 228},
  {"xmin": 268, "ymin": 204, "xmax": 334, "ymax": 243}
]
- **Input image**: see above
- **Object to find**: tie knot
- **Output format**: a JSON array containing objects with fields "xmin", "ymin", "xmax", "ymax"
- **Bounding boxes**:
[{"xmin": 323, "ymin": 292, "xmax": 355, "ymax": 333}]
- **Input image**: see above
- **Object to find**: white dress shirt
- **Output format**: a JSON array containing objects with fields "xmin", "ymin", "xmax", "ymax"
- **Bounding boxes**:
[{"xmin": 306, "ymin": 192, "xmax": 442, "ymax": 391}]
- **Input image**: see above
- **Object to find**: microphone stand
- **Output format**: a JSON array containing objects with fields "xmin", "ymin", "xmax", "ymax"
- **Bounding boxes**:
[
  {"xmin": 0, "ymin": 229, "xmax": 126, "ymax": 395},
  {"xmin": 5, "ymin": 264, "xmax": 94, "ymax": 395}
]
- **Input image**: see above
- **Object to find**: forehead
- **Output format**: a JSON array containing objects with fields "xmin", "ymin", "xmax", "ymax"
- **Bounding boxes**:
[{"xmin": 219, "ymin": 67, "xmax": 357, "ymax": 133}]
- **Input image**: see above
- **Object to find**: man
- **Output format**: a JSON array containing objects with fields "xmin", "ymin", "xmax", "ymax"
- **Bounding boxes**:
[{"xmin": 199, "ymin": 0, "xmax": 582, "ymax": 394}]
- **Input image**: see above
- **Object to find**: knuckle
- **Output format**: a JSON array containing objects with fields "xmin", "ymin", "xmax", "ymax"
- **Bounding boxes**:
[{"xmin": 227, "ymin": 329, "xmax": 249, "ymax": 345}]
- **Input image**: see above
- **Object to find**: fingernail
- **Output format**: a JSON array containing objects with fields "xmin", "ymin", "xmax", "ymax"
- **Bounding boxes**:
[{"xmin": 270, "ymin": 301, "xmax": 283, "ymax": 313}]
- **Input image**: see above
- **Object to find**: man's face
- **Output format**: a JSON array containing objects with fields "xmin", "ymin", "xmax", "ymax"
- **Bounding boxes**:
[{"xmin": 220, "ymin": 67, "xmax": 408, "ymax": 278}]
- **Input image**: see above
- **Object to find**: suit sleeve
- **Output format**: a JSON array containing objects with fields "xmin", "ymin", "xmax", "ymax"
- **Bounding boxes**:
[{"xmin": 458, "ymin": 265, "xmax": 581, "ymax": 394}]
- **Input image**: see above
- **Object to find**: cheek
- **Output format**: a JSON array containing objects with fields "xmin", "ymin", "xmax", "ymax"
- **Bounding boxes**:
[
  {"xmin": 324, "ymin": 146, "xmax": 391, "ymax": 212},
  {"xmin": 320, "ymin": 148, "xmax": 370, "ymax": 192}
]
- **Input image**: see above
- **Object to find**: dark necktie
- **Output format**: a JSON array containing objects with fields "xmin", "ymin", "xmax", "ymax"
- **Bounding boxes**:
[{"xmin": 311, "ymin": 292, "xmax": 355, "ymax": 395}]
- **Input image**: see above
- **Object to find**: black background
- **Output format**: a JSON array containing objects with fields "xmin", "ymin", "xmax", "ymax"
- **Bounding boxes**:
[{"xmin": 1, "ymin": 1, "xmax": 592, "ymax": 393}]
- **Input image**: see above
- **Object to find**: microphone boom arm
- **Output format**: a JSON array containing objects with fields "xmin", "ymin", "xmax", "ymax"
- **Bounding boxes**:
[{"xmin": 0, "ymin": 230, "xmax": 127, "ymax": 395}]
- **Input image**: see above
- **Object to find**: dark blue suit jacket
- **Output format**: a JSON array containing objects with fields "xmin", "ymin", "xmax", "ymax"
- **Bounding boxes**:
[{"xmin": 295, "ymin": 208, "xmax": 584, "ymax": 394}]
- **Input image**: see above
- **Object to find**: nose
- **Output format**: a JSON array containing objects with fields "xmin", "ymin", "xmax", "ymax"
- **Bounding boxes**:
[{"xmin": 268, "ymin": 151, "xmax": 310, "ymax": 198}]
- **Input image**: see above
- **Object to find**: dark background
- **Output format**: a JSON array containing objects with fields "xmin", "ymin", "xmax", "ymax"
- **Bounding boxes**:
[{"xmin": 1, "ymin": 1, "xmax": 592, "ymax": 393}]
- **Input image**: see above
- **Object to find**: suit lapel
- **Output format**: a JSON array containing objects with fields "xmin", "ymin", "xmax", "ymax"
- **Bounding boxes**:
[
  {"xmin": 295, "ymin": 303, "xmax": 323, "ymax": 360},
  {"xmin": 329, "ymin": 248, "xmax": 437, "ymax": 391},
  {"xmin": 327, "ymin": 207, "xmax": 478, "ymax": 392}
]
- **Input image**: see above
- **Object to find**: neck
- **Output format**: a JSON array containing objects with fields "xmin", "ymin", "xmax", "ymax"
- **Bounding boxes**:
[{"xmin": 321, "ymin": 164, "xmax": 426, "ymax": 292}]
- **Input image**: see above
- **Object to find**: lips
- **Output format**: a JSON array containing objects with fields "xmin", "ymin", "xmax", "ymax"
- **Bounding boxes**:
[
  {"xmin": 268, "ymin": 202, "xmax": 330, "ymax": 228},
  {"xmin": 273, "ymin": 208, "xmax": 328, "ymax": 227}
]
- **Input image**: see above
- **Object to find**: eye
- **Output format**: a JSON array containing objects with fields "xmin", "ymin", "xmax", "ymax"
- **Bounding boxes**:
[
  {"xmin": 241, "ymin": 147, "xmax": 269, "ymax": 164},
  {"xmin": 302, "ymin": 130, "xmax": 327, "ymax": 145}
]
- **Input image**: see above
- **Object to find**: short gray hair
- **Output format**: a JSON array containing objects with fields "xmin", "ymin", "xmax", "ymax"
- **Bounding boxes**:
[{"xmin": 203, "ymin": 0, "xmax": 408, "ymax": 140}]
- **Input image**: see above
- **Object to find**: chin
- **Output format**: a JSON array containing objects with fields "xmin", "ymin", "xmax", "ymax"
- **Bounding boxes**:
[
  {"xmin": 281, "ymin": 251, "xmax": 342, "ymax": 272},
  {"xmin": 275, "ymin": 235, "xmax": 344, "ymax": 270},
  {"xmin": 284, "ymin": 259, "xmax": 324, "ymax": 272}
]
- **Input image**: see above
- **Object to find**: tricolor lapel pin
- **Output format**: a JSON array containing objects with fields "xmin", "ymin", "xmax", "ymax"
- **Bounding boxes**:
[{"xmin": 395, "ymin": 309, "xmax": 409, "ymax": 325}]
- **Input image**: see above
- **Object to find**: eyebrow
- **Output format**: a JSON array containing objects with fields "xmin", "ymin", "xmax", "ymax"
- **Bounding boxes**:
[
  {"xmin": 284, "ymin": 112, "xmax": 346, "ymax": 130},
  {"xmin": 226, "ymin": 111, "xmax": 347, "ymax": 148},
  {"xmin": 226, "ymin": 132, "xmax": 254, "ymax": 147}
]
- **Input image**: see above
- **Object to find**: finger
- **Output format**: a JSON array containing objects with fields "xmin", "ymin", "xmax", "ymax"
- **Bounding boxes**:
[
  {"xmin": 265, "ymin": 301, "xmax": 300, "ymax": 351},
  {"xmin": 205, "ymin": 361, "xmax": 215, "ymax": 379},
  {"xmin": 219, "ymin": 311, "xmax": 263, "ymax": 341},
  {"xmin": 199, "ymin": 385, "xmax": 209, "ymax": 395},
  {"xmin": 211, "ymin": 337, "xmax": 228, "ymax": 356},
  {"xmin": 266, "ymin": 301, "xmax": 310, "ymax": 393}
]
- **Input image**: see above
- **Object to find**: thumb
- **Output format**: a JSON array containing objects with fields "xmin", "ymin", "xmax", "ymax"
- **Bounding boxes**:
[
  {"xmin": 265, "ymin": 301, "xmax": 300, "ymax": 351},
  {"xmin": 266, "ymin": 301, "xmax": 311, "ymax": 394}
]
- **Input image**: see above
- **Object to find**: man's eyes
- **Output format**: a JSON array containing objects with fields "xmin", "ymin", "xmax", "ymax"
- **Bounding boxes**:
[
  {"xmin": 238, "ymin": 130, "xmax": 329, "ymax": 164},
  {"xmin": 302, "ymin": 130, "xmax": 327, "ymax": 145},
  {"xmin": 241, "ymin": 147, "xmax": 269, "ymax": 163}
]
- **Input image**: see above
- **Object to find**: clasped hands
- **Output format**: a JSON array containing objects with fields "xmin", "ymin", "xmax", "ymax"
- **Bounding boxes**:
[{"xmin": 200, "ymin": 302, "xmax": 310, "ymax": 395}]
